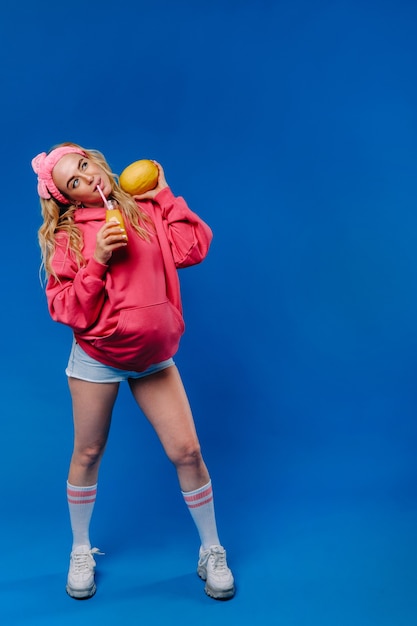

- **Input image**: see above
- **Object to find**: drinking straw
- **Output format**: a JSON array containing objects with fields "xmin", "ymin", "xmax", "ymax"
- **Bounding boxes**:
[{"xmin": 96, "ymin": 184, "xmax": 111, "ymax": 209}]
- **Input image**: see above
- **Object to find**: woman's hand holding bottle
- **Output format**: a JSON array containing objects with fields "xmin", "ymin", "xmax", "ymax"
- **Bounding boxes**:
[{"xmin": 94, "ymin": 220, "xmax": 127, "ymax": 264}]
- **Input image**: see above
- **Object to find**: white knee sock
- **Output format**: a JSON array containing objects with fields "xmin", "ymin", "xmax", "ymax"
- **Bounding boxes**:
[
  {"xmin": 67, "ymin": 482, "xmax": 97, "ymax": 550},
  {"xmin": 182, "ymin": 480, "xmax": 220, "ymax": 550}
]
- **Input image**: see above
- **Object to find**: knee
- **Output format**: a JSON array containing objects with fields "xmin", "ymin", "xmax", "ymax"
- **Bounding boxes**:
[
  {"xmin": 169, "ymin": 442, "xmax": 203, "ymax": 469},
  {"xmin": 73, "ymin": 440, "xmax": 106, "ymax": 469}
]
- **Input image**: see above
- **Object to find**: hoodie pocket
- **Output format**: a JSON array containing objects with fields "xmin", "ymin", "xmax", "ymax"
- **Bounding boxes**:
[{"xmin": 92, "ymin": 300, "xmax": 184, "ymax": 369}]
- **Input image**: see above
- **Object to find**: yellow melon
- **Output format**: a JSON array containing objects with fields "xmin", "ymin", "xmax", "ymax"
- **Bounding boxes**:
[{"xmin": 119, "ymin": 159, "xmax": 159, "ymax": 195}]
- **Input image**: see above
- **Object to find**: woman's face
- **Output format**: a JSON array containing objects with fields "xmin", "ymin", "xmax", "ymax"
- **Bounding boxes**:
[{"xmin": 52, "ymin": 153, "xmax": 112, "ymax": 207}]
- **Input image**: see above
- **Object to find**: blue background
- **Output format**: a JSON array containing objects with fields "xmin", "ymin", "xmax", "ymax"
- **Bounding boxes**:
[{"xmin": 1, "ymin": 0, "xmax": 417, "ymax": 624}]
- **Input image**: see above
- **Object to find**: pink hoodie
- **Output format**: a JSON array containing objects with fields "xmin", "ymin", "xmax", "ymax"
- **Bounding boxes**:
[{"xmin": 46, "ymin": 187, "xmax": 213, "ymax": 371}]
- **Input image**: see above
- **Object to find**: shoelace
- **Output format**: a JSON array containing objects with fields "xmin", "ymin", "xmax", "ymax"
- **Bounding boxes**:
[
  {"xmin": 209, "ymin": 548, "xmax": 228, "ymax": 573},
  {"xmin": 72, "ymin": 548, "xmax": 104, "ymax": 574}
]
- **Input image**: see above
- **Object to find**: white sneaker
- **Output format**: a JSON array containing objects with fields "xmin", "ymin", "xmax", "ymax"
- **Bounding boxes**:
[
  {"xmin": 66, "ymin": 546, "xmax": 103, "ymax": 599},
  {"xmin": 197, "ymin": 545, "xmax": 235, "ymax": 599}
]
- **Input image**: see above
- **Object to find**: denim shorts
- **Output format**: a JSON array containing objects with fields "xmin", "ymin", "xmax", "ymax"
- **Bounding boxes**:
[{"xmin": 65, "ymin": 340, "xmax": 175, "ymax": 383}]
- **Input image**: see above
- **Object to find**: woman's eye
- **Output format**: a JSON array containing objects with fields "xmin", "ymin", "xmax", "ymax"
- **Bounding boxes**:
[
  {"xmin": 73, "ymin": 178, "xmax": 79, "ymax": 189},
  {"xmin": 81, "ymin": 161, "xmax": 88, "ymax": 170}
]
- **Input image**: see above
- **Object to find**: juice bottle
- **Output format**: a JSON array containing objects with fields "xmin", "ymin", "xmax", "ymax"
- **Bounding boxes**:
[{"xmin": 105, "ymin": 200, "xmax": 128, "ymax": 241}]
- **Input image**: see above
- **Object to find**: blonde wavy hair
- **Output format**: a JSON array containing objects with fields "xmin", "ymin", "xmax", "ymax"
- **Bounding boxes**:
[{"xmin": 37, "ymin": 142, "xmax": 154, "ymax": 281}]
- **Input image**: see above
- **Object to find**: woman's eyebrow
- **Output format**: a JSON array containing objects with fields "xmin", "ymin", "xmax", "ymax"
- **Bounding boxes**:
[{"xmin": 66, "ymin": 158, "xmax": 85, "ymax": 188}]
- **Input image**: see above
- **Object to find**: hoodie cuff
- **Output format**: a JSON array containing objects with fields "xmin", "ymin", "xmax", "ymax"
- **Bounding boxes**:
[
  {"xmin": 154, "ymin": 186, "xmax": 175, "ymax": 205},
  {"xmin": 86, "ymin": 256, "xmax": 109, "ymax": 279}
]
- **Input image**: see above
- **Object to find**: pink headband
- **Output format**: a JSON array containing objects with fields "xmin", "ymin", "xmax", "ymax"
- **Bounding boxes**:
[{"xmin": 31, "ymin": 146, "xmax": 87, "ymax": 204}]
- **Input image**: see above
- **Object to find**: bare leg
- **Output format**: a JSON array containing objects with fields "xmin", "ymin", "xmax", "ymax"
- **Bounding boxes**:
[
  {"xmin": 67, "ymin": 378, "xmax": 119, "ymax": 486},
  {"xmin": 128, "ymin": 365, "xmax": 210, "ymax": 492},
  {"xmin": 128, "ymin": 365, "xmax": 235, "ymax": 601}
]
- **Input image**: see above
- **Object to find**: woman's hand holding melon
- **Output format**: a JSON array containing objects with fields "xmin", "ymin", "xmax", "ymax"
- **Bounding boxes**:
[{"xmin": 119, "ymin": 159, "xmax": 168, "ymax": 201}]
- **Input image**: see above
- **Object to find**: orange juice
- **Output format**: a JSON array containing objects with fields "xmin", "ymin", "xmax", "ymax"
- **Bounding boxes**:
[{"xmin": 106, "ymin": 205, "xmax": 128, "ymax": 241}]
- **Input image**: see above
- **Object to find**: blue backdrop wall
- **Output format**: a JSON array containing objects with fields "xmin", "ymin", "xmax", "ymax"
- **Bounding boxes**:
[{"xmin": 1, "ymin": 1, "xmax": 416, "ymax": 624}]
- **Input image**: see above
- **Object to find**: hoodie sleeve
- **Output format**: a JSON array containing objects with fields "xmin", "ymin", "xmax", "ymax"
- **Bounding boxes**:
[
  {"xmin": 46, "ymin": 237, "xmax": 108, "ymax": 331},
  {"xmin": 152, "ymin": 187, "xmax": 213, "ymax": 268}
]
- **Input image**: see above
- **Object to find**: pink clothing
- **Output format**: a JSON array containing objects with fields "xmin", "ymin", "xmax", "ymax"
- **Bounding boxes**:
[
  {"xmin": 46, "ymin": 187, "xmax": 213, "ymax": 371},
  {"xmin": 32, "ymin": 147, "xmax": 87, "ymax": 204}
]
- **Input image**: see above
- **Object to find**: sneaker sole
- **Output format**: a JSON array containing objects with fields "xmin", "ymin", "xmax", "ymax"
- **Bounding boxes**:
[
  {"xmin": 204, "ymin": 583, "xmax": 235, "ymax": 600},
  {"xmin": 198, "ymin": 568, "xmax": 235, "ymax": 600},
  {"xmin": 66, "ymin": 582, "xmax": 96, "ymax": 600}
]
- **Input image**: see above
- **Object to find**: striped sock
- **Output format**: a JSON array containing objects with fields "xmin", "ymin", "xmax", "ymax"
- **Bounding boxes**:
[
  {"xmin": 67, "ymin": 482, "xmax": 97, "ymax": 550},
  {"xmin": 182, "ymin": 480, "xmax": 220, "ymax": 550}
]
